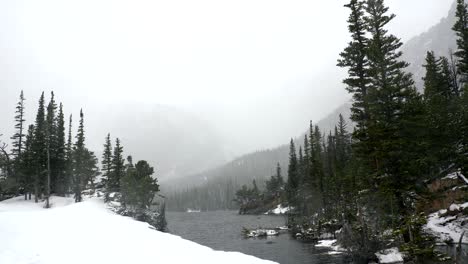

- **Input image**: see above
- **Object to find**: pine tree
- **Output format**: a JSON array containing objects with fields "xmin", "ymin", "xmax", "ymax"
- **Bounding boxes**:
[
  {"xmin": 121, "ymin": 160, "xmax": 159, "ymax": 210},
  {"xmin": 11, "ymin": 90, "xmax": 26, "ymax": 187},
  {"xmin": 364, "ymin": 0, "xmax": 427, "ymax": 233},
  {"xmin": 32, "ymin": 92, "xmax": 47, "ymax": 202},
  {"xmin": 460, "ymin": 86, "xmax": 468, "ymax": 175},
  {"xmin": 452, "ymin": 0, "xmax": 468, "ymax": 176},
  {"xmin": 55, "ymin": 103, "xmax": 67, "ymax": 195},
  {"xmin": 64, "ymin": 114, "xmax": 73, "ymax": 195},
  {"xmin": 338, "ymin": 0, "xmax": 371, "ymax": 153},
  {"xmin": 101, "ymin": 133, "xmax": 113, "ymax": 189},
  {"xmin": 251, "ymin": 179, "xmax": 260, "ymax": 199},
  {"xmin": 423, "ymin": 52, "xmax": 458, "ymax": 176},
  {"xmin": 11, "ymin": 91, "xmax": 26, "ymax": 160},
  {"xmin": 45, "ymin": 92, "xmax": 57, "ymax": 207},
  {"xmin": 20, "ymin": 125, "xmax": 35, "ymax": 200},
  {"xmin": 453, "ymin": 0, "xmax": 468, "ymax": 83},
  {"xmin": 73, "ymin": 109, "xmax": 86, "ymax": 202},
  {"xmin": 312, "ymin": 126, "xmax": 324, "ymax": 196},
  {"xmin": 286, "ymin": 139, "xmax": 299, "ymax": 214},
  {"xmin": 108, "ymin": 138, "xmax": 125, "ymax": 192}
]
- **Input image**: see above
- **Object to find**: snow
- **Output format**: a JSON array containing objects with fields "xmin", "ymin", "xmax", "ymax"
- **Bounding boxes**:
[
  {"xmin": 315, "ymin": 239, "xmax": 336, "ymax": 247},
  {"xmin": 315, "ymin": 239, "xmax": 345, "ymax": 255},
  {"xmin": 442, "ymin": 172, "xmax": 459, "ymax": 180},
  {"xmin": 442, "ymin": 171, "xmax": 468, "ymax": 184},
  {"xmin": 375, "ymin": 248, "xmax": 404, "ymax": 264},
  {"xmin": 266, "ymin": 204, "xmax": 291, "ymax": 215},
  {"xmin": 459, "ymin": 173, "xmax": 468, "ymax": 185},
  {"xmin": 425, "ymin": 204, "xmax": 468, "ymax": 244},
  {"xmin": 0, "ymin": 196, "xmax": 276, "ymax": 264},
  {"xmin": 449, "ymin": 203, "xmax": 460, "ymax": 211}
]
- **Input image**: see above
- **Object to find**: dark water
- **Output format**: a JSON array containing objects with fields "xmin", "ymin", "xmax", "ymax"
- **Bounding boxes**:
[{"xmin": 167, "ymin": 210, "xmax": 348, "ymax": 264}]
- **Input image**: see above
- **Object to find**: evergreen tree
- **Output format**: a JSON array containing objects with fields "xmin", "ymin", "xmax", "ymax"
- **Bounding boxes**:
[
  {"xmin": 453, "ymin": 0, "xmax": 468, "ymax": 83},
  {"xmin": 45, "ymin": 92, "xmax": 57, "ymax": 203},
  {"xmin": 81, "ymin": 149, "xmax": 99, "ymax": 191},
  {"xmin": 252, "ymin": 179, "xmax": 260, "ymax": 197},
  {"xmin": 364, "ymin": 0, "xmax": 420, "ymax": 211},
  {"xmin": 32, "ymin": 92, "xmax": 47, "ymax": 202},
  {"xmin": 101, "ymin": 133, "xmax": 113, "ymax": 189},
  {"xmin": 286, "ymin": 139, "xmax": 299, "ymax": 213},
  {"xmin": 120, "ymin": 160, "xmax": 159, "ymax": 210},
  {"xmin": 11, "ymin": 91, "xmax": 26, "ymax": 183},
  {"xmin": 46, "ymin": 92, "xmax": 59, "ymax": 194},
  {"xmin": 108, "ymin": 138, "xmax": 125, "ymax": 192},
  {"xmin": 55, "ymin": 103, "xmax": 67, "ymax": 196},
  {"xmin": 20, "ymin": 125, "xmax": 35, "ymax": 200},
  {"xmin": 423, "ymin": 52, "xmax": 458, "ymax": 176},
  {"xmin": 265, "ymin": 163, "xmax": 284, "ymax": 200},
  {"xmin": 312, "ymin": 126, "xmax": 324, "ymax": 196},
  {"xmin": 11, "ymin": 90, "xmax": 26, "ymax": 157},
  {"xmin": 73, "ymin": 109, "xmax": 86, "ymax": 202},
  {"xmin": 460, "ymin": 86, "xmax": 468, "ymax": 175},
  {"xmin": 64, "ymin": 114, "xmax": 73, "ymax": 195},
  {"xmin": 452, "ymin": 0, "xmax": 468, "ymax": 176},
  {"xmin": 337, "ymin": 0, "xmax": 371, "ymax": 157}
]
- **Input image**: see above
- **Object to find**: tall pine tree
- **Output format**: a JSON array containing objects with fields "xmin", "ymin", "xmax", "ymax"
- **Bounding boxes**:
[
  {"xmin": 108, "ymin": 138, "xmax": 125, "ymax": 193},
  {"xmin": 73, "ymin": 110, "xmax": 86, "ymax": 202},
  {"xmin": 11, "ymin": 90, "xmax": 26, "ymax": 185},
  {"xmin": 55, "ymin": 103, "xmax": 67, "ymax": 195},
  {"xmin": 32, "ymin": 92, "xmax": 47, "ymax": 202},
  {"xmin": 101, "ymin": 133, "xmax": 113, "ymax": 189}
]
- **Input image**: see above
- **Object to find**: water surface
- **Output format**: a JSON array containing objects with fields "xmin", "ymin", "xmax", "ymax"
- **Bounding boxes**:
[{"xmin": 167, "ymin": 210, "xmax": 348, "ymax": 264}]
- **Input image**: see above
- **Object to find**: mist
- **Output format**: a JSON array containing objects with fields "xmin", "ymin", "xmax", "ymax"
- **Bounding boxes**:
[{"xmin": 0, "ymin": 0, "xmax": 453, "ymax": 179}]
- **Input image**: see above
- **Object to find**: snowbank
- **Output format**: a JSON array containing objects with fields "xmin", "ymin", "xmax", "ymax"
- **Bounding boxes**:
[
  {"xmin": 0, "ymin": 196, "xmax": 276, "ymax": 264},
  {"xmin": 375, "ymin": 247, "xmax": 404, "ymax": 264}
]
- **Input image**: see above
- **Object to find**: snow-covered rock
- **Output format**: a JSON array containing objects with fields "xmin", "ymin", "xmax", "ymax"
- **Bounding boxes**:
[
  {"xmin": 265, "ymin": 204, "xmax": 291, "ymax": 215},
  {"xmin": 425, "ymin": 204, "xmax": 468, "ymax": 244},
  {"xmin": 0, "ymin": 196, "xmax": 276, "ymax": 264},
  {"xmin": 375, "ymin": 247, "xmax": 404, "ymax": 264},
  {"xmin": 315, "ymin": 239, "xmax": 345, "ymax": 255}
]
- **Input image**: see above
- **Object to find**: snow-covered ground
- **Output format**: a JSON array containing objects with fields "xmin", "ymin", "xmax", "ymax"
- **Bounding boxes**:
[
  {"xmin": 0, "ymin": 196, "xmax": 277, "ymax": 264},
  {"xmin": 425, "ymin": 202, "xmax": 468, "ymax": 244}
]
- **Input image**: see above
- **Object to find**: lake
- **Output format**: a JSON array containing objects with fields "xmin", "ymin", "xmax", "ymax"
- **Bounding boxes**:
[{"xmin": 167, "ymin": 210, "xmax": 349, "ymax": 264}]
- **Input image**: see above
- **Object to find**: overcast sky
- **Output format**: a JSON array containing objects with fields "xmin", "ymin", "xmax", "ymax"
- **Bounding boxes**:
[{"xmin": 0, "ymin": 0, "xmax": 454, "ymax": 157}]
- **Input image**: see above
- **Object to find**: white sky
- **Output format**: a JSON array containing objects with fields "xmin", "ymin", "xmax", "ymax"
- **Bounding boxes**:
[{"xmin": 0, "ymin": 0, "xmax": 454, "ymax": 156}]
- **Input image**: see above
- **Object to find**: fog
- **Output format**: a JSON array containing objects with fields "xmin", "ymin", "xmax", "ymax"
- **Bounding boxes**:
[{"xmin": 0, "ymin": 0, "xmax": 453, "ymax": 179}]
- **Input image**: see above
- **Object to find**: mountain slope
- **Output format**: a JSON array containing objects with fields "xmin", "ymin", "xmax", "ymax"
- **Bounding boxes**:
[{"xmin": 402, "ymin": 0, "xmax": 459, "ymax": 89}]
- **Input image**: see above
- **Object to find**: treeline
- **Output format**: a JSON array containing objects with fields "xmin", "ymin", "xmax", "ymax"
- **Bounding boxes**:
[
  {"xmin": 281, "ymin": 0, "xmax": 468, "ymax": 261},
  {"xmin": 166, "ymin": 179, "xmax": 239, "ymax": 211},
  {"xmin": 0, "ymin": 91, "xmax": 99, "ymax": 205},
  {"xmin": 0, "ymin": 91, "xmax": 164, "ymax": 229}
]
